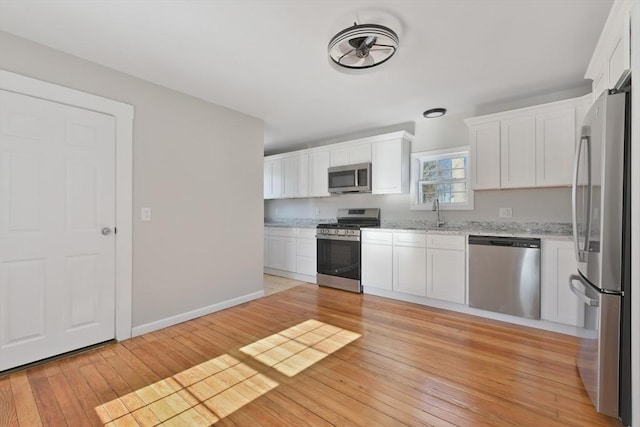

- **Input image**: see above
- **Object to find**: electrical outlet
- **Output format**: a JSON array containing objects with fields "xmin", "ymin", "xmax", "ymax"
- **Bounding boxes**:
[
  {"xmin": 499, "ymin": 207, "xmax": 513, "ymax": 219},
  {"xmin": 141, "ymin": 207, "xmax": 152, "ymax": 221}
]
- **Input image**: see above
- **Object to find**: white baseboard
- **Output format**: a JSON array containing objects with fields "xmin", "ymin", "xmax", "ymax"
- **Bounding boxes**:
[
  {"xmin": 264, "ymin": 268, "xmax": 317, "ymax": 284},
  {"xmin": 363, "ymin": 287, "xmax": 587, "ymax": 337},
  {"xmin": 131, "ymin": 290, "xmax": 265, "ymax": 337}
]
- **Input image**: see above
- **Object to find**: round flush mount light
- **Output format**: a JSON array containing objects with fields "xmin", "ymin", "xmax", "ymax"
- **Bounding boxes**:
[
  {"xmin": 328, "ymin": 23, "xmax": 399, "ymax": 70},
  {"xmin": 423, "ymin": 108, "xmax": 447, "ymax": 118}
]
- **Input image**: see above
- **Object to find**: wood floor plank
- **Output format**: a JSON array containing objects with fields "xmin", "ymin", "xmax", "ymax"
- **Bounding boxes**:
[
  {"xmin": 0, "ymin": 375, "xmax": 18, "ymax": 427},
  {"xmin": 0, "ymin": 279, "xmax": 621, "ymax": 427},
  {"xmin": 8, "ymin": 372, "xmax": 42, "ymax": 427}
]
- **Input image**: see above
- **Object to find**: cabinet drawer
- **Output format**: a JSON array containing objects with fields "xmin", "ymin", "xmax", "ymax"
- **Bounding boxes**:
[
  {"xmin": 426, "ymin": 234, "xmax": 465, "ymax": 250},
  {"xmin": 270, "ymin": 227, "xmax": 297, "ymax": 237},
  {"xmin": 362, "ymin": 230, "xmax": 393, "ymax": 245},
  {"xmin": 297, "ymin": 228, "xmax": 317, "ymax": 239},
  {"xmin": 393, "ymin": 232, "xmax": 426, "ymax": 247}
]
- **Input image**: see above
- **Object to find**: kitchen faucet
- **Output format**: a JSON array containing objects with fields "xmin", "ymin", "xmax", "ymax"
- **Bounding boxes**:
[{"xmin": 432, "ymin": 198, "xmax": 445, "ymax": 228}]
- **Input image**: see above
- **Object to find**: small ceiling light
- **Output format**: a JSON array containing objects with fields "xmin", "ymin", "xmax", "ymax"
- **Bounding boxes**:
[
  {"xmin": 328, "ymin": 23, "xmax": 399, "ymax": 70},
  {"xmin": 423, "ymin": 108, "xmax": 447, "ymax": 118}
]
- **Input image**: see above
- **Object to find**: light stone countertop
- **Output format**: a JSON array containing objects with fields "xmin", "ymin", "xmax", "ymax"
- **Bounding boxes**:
[{"xmin": 264, "ymin": 218, "xmax": 572, "ymax": 240}]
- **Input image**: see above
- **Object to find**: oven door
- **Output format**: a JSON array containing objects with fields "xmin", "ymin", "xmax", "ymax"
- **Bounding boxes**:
[{"xmin": 317, "ymin": 237, "xmax": 360, "ymax": 280}]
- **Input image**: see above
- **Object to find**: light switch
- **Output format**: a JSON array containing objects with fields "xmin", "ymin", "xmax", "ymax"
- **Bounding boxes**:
[
  {"xmin": 141, "ymin": 207, "xmax": 152, "ymax": 221},
  {"xmin": 499, "ymin": 207, "xmax": 513, "ymax": 219}
]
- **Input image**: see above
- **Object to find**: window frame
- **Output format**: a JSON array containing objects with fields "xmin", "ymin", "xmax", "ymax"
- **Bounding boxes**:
[{"xmin": 409, "ymin": 146, "xmax": 474, "ymax": 211}]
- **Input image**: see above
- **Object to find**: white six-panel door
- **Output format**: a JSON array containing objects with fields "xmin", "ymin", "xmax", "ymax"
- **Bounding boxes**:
[{"xmin": 0, "ymin": 89, "xmax": 116, "ymax": 371}]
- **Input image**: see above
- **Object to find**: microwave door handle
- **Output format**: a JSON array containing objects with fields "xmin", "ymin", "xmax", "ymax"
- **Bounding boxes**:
[
  {"xmin": 568, "ymin": 274, "xmax": 599, "ymax": 307},
  {"xmin": 354, "ymin": 169, "xmax": 358, "ymax": 188}
]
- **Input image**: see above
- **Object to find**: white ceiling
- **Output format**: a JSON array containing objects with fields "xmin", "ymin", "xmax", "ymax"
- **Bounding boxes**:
[{"xmin": 0, "ymin": 0, "xmax": 613, "ymax": 154}]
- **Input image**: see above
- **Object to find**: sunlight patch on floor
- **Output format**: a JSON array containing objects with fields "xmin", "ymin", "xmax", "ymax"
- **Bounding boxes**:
[
  {"xmin": 95, "ymin": 319, "xmax": 360, "ymax": 426},
  {"xmin": 240, "ymin": 319, "xmax": 361, "ymax": 377},
  {"xmin": 95, "ymin": 354, "xmax": 277, "ymax": 426}
]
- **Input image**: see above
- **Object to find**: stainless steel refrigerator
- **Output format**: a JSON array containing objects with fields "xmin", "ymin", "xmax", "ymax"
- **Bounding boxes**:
[{"xmin": 570, "ymin": 89, "xmax": 631, "ymax": 424}]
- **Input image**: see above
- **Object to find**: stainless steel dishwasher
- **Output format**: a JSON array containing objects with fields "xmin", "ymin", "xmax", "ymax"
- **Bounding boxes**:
[{"xmin": 468, "ymin": 235, "xmax": 541, "ymax": 319}]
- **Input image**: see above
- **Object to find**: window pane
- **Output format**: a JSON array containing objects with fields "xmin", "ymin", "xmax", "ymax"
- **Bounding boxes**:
[{"xmin": 415, "ymin": 151, "xmax": 470, "ymax": 208}]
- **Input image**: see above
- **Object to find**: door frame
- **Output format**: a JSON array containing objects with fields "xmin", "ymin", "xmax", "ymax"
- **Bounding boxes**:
[{"xmin": 0, "ymin": 69, "xmax": 134, "ymax": 341}]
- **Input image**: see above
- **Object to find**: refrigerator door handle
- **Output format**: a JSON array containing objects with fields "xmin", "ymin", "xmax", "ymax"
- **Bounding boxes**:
[
  {"xmin": 572, "ymin": 135, "xmax": 591, "ymax": 262},
  {"xmin": 569, "ymin": 274, "xmax": 599, "ymax": 306}
]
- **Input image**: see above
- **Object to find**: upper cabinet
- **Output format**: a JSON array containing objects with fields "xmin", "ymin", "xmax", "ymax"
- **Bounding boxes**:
[
  {"xmin": 371, "ymin": 132, "xmax": 412, "ymax": 194},
  {"xmin": 585, "ymin": 2, "xmax": 632, "ymax": 96},
  {"xmin": 329, "ymin": 141, "xmax": 371, "ymax": 167},
  {"xmin": 264, "ymin": 131, "xmax": 412, "ymax": 199},
  {"xmin": 465, "ymin": 95, "xmax": 591, "ymax": 190}
]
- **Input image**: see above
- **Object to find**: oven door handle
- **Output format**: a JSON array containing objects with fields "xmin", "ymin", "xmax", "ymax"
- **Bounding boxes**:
[{"xmin": 330, "ymin": 264, "xmax": 360, "ymax": 275}]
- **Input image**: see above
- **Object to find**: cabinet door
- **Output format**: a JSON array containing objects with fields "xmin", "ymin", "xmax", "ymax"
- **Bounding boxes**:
[
  {"xmin": 350, "ymin": 143, "xmax": 372, "ymax": 164},
  {"xmin": 469, "ymin": 122, "xmax": 500, "ymax": 190},
  {"xmin": 426, "ymin": 248, "xmax": 466, "ymax": 304},
  {"xmin": 393, "ymin": 246, "xmax": 426, "ymax": 296},
  {"xmin": 264, "ymin": 235, "xmax": 270, "ymax": 268},
  {"xmin": 535, "ymin": 108, "xmax": 575, "ymax": 187},
  {"xmin": 541, "ymin": 240, "xmax": 584, "ymax": 327},
  {"xmin": 270, "ymin": 236, "xmax": 296, "ymax": 272},
  {"xmin": 281, "ymin": 155, "xmax": 297, "ymax": 198},
  {"xmin": 263, "ymin": 160, "xmax": 272, "ymax": 199},
  {"xmin": 309, "ymin": 149, "xmax": 330, "ymax": 197},
  {"xmin": 329, "ymin": 146, "xmax": 351, "ymax": 167},
  {"xmin": 372, "ymin": 138, "xmax": 409, "ymax": 194},
  {"xmin": 271, "ymin": 158, "xmax": 283, "ymax": 198},
  {"xmin": 500, "ymin": 116, "xmax": 536, "ymax": 188},
  {"xmin": 362, "ymin": 243, "xmax": 393, "ymax": 291},
  {"xmin": 295, "ymin": 152, "xmax": 309, "ymax": 198}
]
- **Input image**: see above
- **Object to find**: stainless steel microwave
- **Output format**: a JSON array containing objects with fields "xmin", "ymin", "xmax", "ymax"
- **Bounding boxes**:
[{"xmin": 328, "ymin": 162, "xmax": 372, "ymax": 194}]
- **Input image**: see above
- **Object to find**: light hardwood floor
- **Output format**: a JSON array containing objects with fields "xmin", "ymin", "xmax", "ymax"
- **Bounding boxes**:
[{"xmin": 0, "ymin": 276, "xmax": 621, "ymax": 426}]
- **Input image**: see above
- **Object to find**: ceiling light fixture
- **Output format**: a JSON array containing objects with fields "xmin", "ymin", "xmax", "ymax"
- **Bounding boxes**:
[
  {"xmin": 328, "ymin": 23, "xmax": 399, "ymax": 70},
  {"xmin": 423, "ymin": 108, "xmax": 447, "ymax": 118}
]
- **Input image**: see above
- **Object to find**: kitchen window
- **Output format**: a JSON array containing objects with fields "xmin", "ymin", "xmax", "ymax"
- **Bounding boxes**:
[{"xmin": 410, "ymin": 146, "xmax": 474, "ymax": 210}]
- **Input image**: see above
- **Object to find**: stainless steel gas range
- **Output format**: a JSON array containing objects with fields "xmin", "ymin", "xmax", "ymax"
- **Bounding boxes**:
[{"xmin": 316, "ymin": 208, "xmax": 380, "ymax": 293}]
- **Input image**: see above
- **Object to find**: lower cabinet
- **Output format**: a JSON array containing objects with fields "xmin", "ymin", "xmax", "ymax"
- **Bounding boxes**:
[
  {"xmin": 362, "ymin": 230, "xmax": 465, "ymax": 303},
  {"xmin": 264, "ymin": 226, "xmax": 317, "ymax": 282},
  {"xmin": 541, "ymin": 239, "xmax": 584, "ymax": 327},
  {"xmin": 270, "ymin": 235, "xmax": 296, "ymax": 272},
  {"xmin": 393, "ymin": 232, "xmax": 427, "ymax": 296}
]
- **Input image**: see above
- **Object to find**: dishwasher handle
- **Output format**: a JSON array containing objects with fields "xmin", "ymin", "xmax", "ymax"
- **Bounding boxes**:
[
  {"xmin": 568, "ymin": 274, "xmax": 599, "ymax": 307},
  {"xmin": 468, "ymin": 235, "xmax": 541, "ymax": 248}
]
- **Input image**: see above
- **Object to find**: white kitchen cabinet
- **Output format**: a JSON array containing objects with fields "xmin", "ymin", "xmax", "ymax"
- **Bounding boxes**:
[
  {"xmin": 541, "ymin": 240, "xmax": 584, "ymax": 327},
  {"xmin": 500, "ymin": 115, "xmax": 536, "ymax": 189},
  {"xmin": 469, "ymin": 121, "xmax": 501, "ymax": 190},
  {"xmin": 371, "ymin": 134, "xmax": 411, "ymax": 194},
  {"xmin": 329, "ymin": 142, "xmax": 371, "ymax": 167},
  {"xmin": 264, "ymin": 228, "xmax": 271, "ymax": 268},
  {"xmin": 263, "ymin": 157, "xmax": 283, "ymax": 199},
  {"xmin": 465, "ymin": 95, "xmax": 591, "ymax": 190},
  {"xmin": 393, "ymin": 245, "xmax": 426, "ymax": 296},
  {"xmin": 392, "ymin": 232, "xmax": 426, "ymax": 296},
  {"xmin": 308, "ymin": 148, "xmax": 330, "ymax": 197},
  {"xmin": 296, "ymin": 228, "xmax": 317, "ymax": 276},
  {"xmin": 425, "ymin": 235, "xmax": 466, "ymax": 304},
  {"xmin": 535, "ymin": 108, "xmax": 576, "ymax": 187},
  {"xmin": 295, "ymin": 152, "xmax": 309, "ymax": 198},
  {"xmin": 362, "ymin": 231, "xmax": 393, "ymax": 291},
  {"xmin": 281, "ymin": 155, "xmax": 297, "ymax": 198},
  {"xmin": 585, "ymin": 4, "xmax": 631, "ymax": 96},
  {"xmin": 269, "ymin": 227, "xmax": 297, "ymax": 272}
]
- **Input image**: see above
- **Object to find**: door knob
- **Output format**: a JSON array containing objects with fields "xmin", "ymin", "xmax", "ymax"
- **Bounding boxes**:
[{"xmin": 101, "ymin": 227, "xmax": 112, "ymax": 236}]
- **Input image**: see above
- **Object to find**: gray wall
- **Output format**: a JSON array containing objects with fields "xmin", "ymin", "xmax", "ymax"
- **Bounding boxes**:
[
  {"xmin": 266, "ymin": 86, "xmax": 592, "ymax": 224},
  {"xmin": 0, "ymin": 31, "xmax": 265, "ymax": 328}
]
